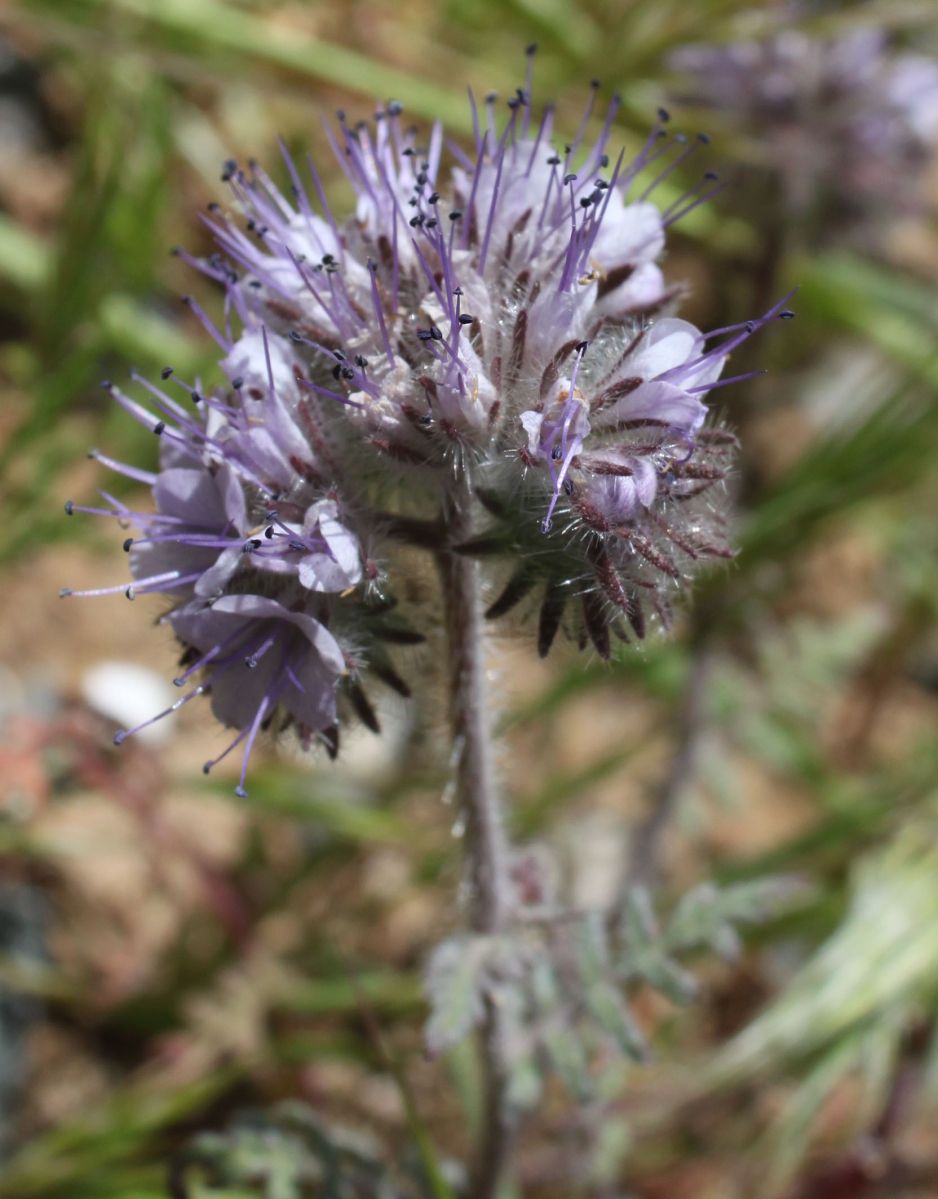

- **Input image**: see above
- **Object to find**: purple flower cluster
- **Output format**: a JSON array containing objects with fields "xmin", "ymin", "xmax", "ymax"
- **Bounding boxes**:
[
  {"xmin": 65, "ymin": 52, "xmax": 781, "ymax": 783},
  {"xmin": 62, "ymin": 329, "xmax": 413, "ymax": 792},
  {"xmin": 670, "ymin": 29, "xmax": 938, "ymax": 234}
]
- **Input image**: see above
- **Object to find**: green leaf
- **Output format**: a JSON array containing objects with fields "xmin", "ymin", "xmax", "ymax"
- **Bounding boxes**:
[
  {"xmin": 575, "ymin": 917, "xmax": 646, "ymax": 1060},
  {"xmin": 424, "ymin": 936, "xmax": 493, "ymax": 1055},
  {"xmin": 666, "ymin": 879, "xmax": 806, "ymax": 960},
  {"xmin": 618, "ymin": 890, "xmax": 697, "ymax": 1004}
]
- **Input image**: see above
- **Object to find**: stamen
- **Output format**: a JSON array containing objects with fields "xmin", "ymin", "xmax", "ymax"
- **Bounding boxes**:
[{"xmin": 113, "ymin": 683, "xmax": 206, "ymax": 745}]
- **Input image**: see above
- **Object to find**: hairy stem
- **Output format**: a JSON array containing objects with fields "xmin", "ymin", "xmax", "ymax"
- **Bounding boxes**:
[{"xmin": 438, "ymin": 478, "xmax": 515, "ymax": 1199}]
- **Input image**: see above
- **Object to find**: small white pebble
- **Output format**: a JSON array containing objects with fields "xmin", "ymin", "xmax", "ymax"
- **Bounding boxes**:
[{"xmin": 82, "ymin": 661, "xmax": 177, "ymax": 746}]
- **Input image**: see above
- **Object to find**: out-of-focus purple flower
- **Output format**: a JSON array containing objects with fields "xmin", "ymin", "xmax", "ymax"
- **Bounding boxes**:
[{"xmin": 670, "ymin": 29, "xmax": 938, "ymax": 236}]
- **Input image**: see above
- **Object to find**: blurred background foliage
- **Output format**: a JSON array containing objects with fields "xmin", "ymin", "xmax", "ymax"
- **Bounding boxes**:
[{"xmin": 1, "ymin": 0, "xmax": 938, "ymax": 1196}]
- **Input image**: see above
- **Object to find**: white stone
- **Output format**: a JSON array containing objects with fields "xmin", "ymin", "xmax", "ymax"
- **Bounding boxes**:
[{"xmin": 82, "ymin": 660, "xmax": 177, "ymax": 745}]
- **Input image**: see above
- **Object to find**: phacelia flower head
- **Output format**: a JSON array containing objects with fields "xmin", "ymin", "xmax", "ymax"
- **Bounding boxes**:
[
  {"xmin": 62, "ymin": 323, "xmax": 416, "ymax": 793},
  {"xmin": 65, "ymin": 50, "xmax": 781, "ymax": 783},
  {"xmin": 195, "ymin": 54, "xmax": 787, "ymax": 653},
  {"xmin": 669, "ymin": 28, "xmax": 938, "ymax": 241}
]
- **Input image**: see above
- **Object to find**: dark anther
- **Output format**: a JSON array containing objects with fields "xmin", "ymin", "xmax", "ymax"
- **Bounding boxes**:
[
  {"xmin": 265, "ymin": 526, "xmax": 274, "ymax": 539},
  {"xmin": 486, "ymin": 91, "xmax": 498, "ymax": 103},
  {"xmin": 575, "ymin": 340, "xmax": 589, "ymax": 353},
  {"xmin": 408, "ymin": 197, "xmax": 418, "ymax": 207},
  {"xmin": 595, "ymin": 179, "xmax": 610, "ymax": 190},
  {"xmin": 232, "ymin": 376, "xmax": 243, "ymax": 389},
  {"xmin": 745, "ymin": 321, "xmax": 755, "ymax": 333},
  {"xmin": 526, "ymin": 42, "xmax": 538, "ymax": 55},
  {"xmin": 332, "ymin": 364, "xmax": 343, "ymax": 380},
  {"xmin": 123, "ymin": 537, "xmax": 133, "ymax": 552},
  {"xmin": 416, "ymin": 170, "xmax": 428, "ymax": 186},
  {"xmin": 207, "ymin": 201, "xmax": 220, "ymax": 212},
  {"xmin": 599, "ymin": 154, "xmax": 610, "ymax": 167},
  {"xmin": 221, "ymin": 158, "xmax": 237, "ymax": 181},
  {"xmin": 428, "ymin": 191, "xmax": 440, "ymax": 204},
  {"xmin": 289, "ymin": 330, "xmax": 303, "ymax": 342},
  {"xmin": 453, "ymin": 285, "xmax": 463, "ymax": 296},
  {"xmin": 563, "ymin": 173, "xmax": 577, "ymax": 185},
  {"xmin": 125, "ymin": 586, "xmax": 136, "ymax": 601},
  {"xmin": 342, "ymin": 367, "xmax": 356, "ymax": 380},
  {"xmin": 417, "ymin": 329, "xmax": 433, "ymax": 342},
  {"xmin": 322, "ymin": 253, "xmax": 335, "ymax": 265},
  {"xmin": 100, "ymin": 380, "xmax": 113, "ymax": 391},
  {"xmin": 354, "ymin": 355, "xmax": 368, "ymax": 367},
  {"xmin": 387, "ymin": 100, "xmax": 403, "ymax": 116},
  {"xmin": 191, "ymin": 391, "xmax": 202, "ymax": 404},
  {"xmin": 580, "ymin": 197, "xmax": 593, "ymax": 208},
  {"xmin": 698, "ymin": 132, "xmax": 711, "ymax": 144},
  {"xmin": 458, "ymin": 313, "xmax": 475, "ymax": 325},
  {"xmin": 426, "ymin": 218, "xmax": 438, "ymax": 229},
  {"xmin": 153, "ymin": 421, "xmax": 165, "ymax": 435},
  {"xmin": 704, "ymin": 170, "xmax": 719, "ymax": 181},
  {"xmin": 430, "ymin": 326, "xmax": 443, "ymax": 341},
  {"xmin": 409, "ymin": 215, "xmax": 424, "ymax": 227},
  {"xmin": 64, "ymin": 500, "xmax": 74, "ymax": 516},
  {"xmin": 590, "ymin": 78, "xmax": 600, "ymax": 89},
  {"xmin": 160, "ymin": 366, "xmax": 174, "ymax": 379},
  {"xmin": 547, "ymin": 154, "xmax": 561, "ymax": 166},
  {"xmin": 779, "ymin": 309, "xmax": 796, "ymax": 320},
  {"xmin": 59, "ymin": 587, "xmax": 73, "ymax": 597},
  {"xmin": 551, "ymin": 445, "xmax": 563, "ymax": 460},
  {"xmin": 246, "ymin": 219, "xmax": 256, "ymax": 232},
  {"xmin": 657, "ymin": 107, "xmax": 670, "ymax": 123},
  {"xmin": 508, "ymin": 97, "xmax": 521, "ymax": 111},
  {"xmin": 563, "ymin": 478, "xmax": 575, "ymax": 495},
  {"xmin": 449, "ymin": 209, "xmax": 463, "ymax": 221},
  {"xmin": 402, "ymin": 146, "xmax": 415, "ymax": 156},
  {"xmin": 336, "ymin": 109, "xmax": 346, "ymax": 121}
]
